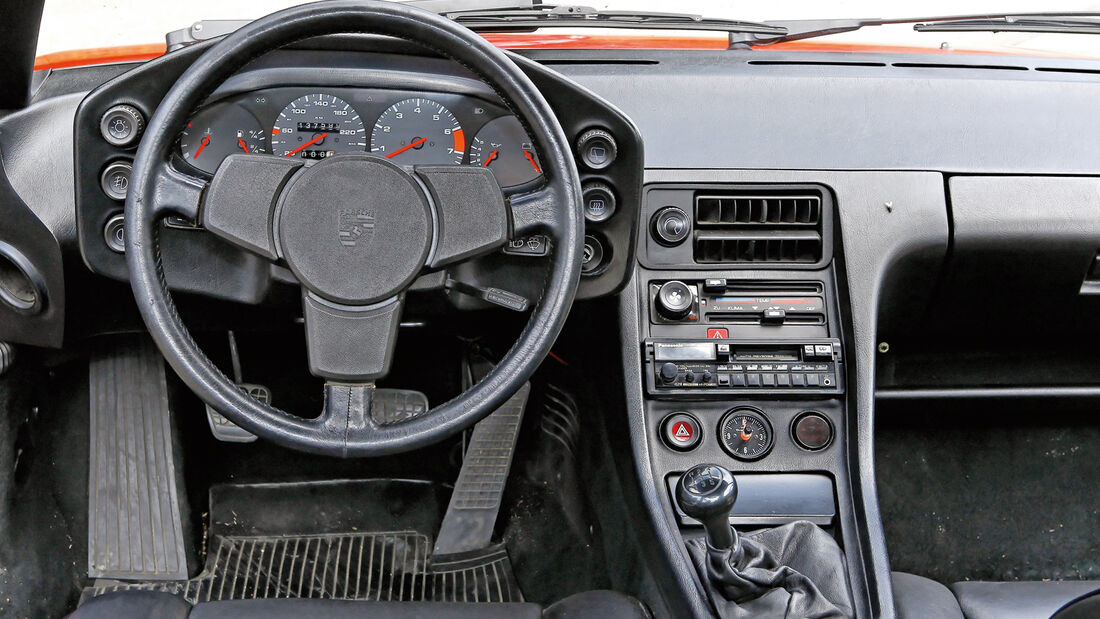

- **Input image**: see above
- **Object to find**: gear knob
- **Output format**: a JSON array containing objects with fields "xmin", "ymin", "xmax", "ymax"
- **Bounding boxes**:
[{"xmin": 676, "ymin": 464, "xmax": 738, "ymax": 550}]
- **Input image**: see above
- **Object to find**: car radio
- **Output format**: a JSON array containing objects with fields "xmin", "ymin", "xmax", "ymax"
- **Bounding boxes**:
[{"xmin": 644, "ymin": 338, "xmax": 844, "ymax": 395}]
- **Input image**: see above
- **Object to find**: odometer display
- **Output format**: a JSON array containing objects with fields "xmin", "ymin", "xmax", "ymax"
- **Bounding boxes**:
[
  {"xmin": 271, "ymin": 94, "xmax": 365, "ymax": 159},
  {"xmin": 370, "ymin": 98, "xmax": 464, "ymax": 165}
]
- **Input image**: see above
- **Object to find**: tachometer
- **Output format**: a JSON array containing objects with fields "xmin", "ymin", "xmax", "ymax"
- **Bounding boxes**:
[
  {"xmin": 180, "ymin": 104, "xmax": 267, "ymax": 174},
  {"xmin": 370, "ymin": 98, "xmax": 464, "ymax": 165},
  {"xmin": 271, "ymin": 93, "xmax": 365, "ymax": 159},
  {"xmin": 468, "ymin": 115, "xmax": 542, "ymax": 187}
]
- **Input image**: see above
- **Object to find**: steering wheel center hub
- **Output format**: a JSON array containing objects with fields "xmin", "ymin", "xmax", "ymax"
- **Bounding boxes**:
[{"xmin": 277, "ymin": 154, "xmax": 432, "ymax": 305}]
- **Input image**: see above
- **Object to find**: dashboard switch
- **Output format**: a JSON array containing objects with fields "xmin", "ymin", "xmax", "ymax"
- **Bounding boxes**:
[
  {"xmin": 100, "ymin": 104, "xmax": 144, "ymax": 147},
  {"xmin": 661, "ymin": 413, "xmax": 701, "ymax": 451},
  {"xmin": 655, "ymin": 280, "xmax": 694, "ymax": 319},
  {"xmin": 582, "ymin": 182, "xmax": 617, "ymax": 222},
  {"xmin": 576, "ymin": 128, "xmax": 617, "ymax": 170},
  {"xmin": 100, "ymin": 161, "xmax": 132, "ymax": 201},
  {"xmin": 652, "ymin": 207, "xmax": 690, "ymax": 246},
  {"xmin": 103, "ymin": 214, "xmax": 125, "ymax": 253}
]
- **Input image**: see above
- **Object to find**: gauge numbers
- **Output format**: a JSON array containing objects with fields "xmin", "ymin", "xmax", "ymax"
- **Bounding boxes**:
[
  {"xmin": 180, "ymin": 104, "xmax": 266, "ymax": 174},
  {"xmin": 271, "ymin": 93, "xmax": 365, "ymax": 159},
  {"xmin": 469, "ymin": 115, "xmax": 542, "ymax": 188},
  {"xmin": 719, "ymin": 408, "xmax": 775, "ymax": 461},
  {"xmin": 370, "ymin": 98, "xmax": 464, "ymax": 165}
]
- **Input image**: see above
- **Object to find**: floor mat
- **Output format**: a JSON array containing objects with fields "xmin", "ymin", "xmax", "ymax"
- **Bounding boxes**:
[
  {"xmin": 83, "ymin": 532, "xmax": 521, "ymax": 604},
  {"xmin": 80, "ymin": 479, "xmax": 522, "ymax": 605},
  {"xmin": 876, "ymin": 402, "xmax": 1100, "ymax": 583}
]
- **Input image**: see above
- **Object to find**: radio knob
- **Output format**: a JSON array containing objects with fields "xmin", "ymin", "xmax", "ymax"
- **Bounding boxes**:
[
  {"xmin": 659, "ymin": 362, "xmax": 679, "ymax": 383},
  {"xmin": 684, "ymin": 370, "xmax": 696, "ymax": 383},
  {"xmin": 656, "ymin": 280, "xmax": 693, "ymax": 320}
]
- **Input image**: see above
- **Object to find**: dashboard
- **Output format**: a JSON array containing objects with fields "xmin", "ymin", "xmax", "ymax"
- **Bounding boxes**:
[
  {"xmin": 70, "ymin": 44, "xmax": 643, "ymax": 305},
  {"xmin": 177, "ymin": 87, "xmax": 543, "ymax": 189}
]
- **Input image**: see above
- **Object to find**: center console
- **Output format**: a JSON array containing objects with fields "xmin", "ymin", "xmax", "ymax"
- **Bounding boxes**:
[{"xmin": 623, "ymin": 179, "xmax": 865, "ymax": 617}]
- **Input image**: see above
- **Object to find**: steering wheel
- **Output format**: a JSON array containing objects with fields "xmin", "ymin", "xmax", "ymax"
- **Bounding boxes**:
[{"xmin": 125, "ymin": 0, "xmax": 583, "ymax": 457}]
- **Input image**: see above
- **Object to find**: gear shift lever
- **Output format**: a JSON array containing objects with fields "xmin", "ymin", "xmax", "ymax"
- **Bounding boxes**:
[
  {"xmin": 677, "ymin": 464, "xmax": 854, "ymax": 617},
  {"xmin": 676, "ymin": 464, "xmax": 738, "ymax": 551}
]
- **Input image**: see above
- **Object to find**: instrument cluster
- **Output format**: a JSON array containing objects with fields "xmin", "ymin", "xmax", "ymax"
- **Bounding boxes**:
[{"xmin": 178, "ymin": 87, "xmax": 543, "ymax": 189}]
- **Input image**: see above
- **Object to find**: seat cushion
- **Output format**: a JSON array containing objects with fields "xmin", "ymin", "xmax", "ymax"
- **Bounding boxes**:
[
  {"xmin": 891, "ymin": 572, "xmax": 964, "ymax": 619},
  {"xmin": 68, "ymin": 590, "xmax": 191, "ymax": 619},
  {"xmin": 950, "ymin": 581, "xmax": 1100, "ymax": 619},
  {"xmin": 543, "ymin": 590, "xmax": 649, "ymax": 618}
]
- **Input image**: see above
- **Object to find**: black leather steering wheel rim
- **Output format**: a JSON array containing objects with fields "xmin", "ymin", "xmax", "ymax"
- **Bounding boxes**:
[{"xmin": 125, "ymin": 0, "xmax": 583, "ymax": 457}]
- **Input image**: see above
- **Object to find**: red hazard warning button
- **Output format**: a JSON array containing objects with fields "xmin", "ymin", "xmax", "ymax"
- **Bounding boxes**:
[
  {"xmin": 661, "ymin": 412, "xmax": 702, "ymax": 451},
  {"xmin": 707, "ymin": 328, "xmax": 729, "ymax": 339}
]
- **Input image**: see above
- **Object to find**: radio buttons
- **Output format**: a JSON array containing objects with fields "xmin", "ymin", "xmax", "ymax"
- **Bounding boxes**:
[{"xmin": 661, "ymin": 412, "xmax": 702, "ymax": 451}]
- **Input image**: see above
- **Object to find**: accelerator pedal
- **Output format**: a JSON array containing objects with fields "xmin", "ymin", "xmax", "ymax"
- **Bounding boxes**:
[
  {"xmin": 88, "ymin": 337, "xmax": 188, "ymax": 580},
  {"xmin": 432, "ymin": 382, "xmax": 530, "ymax": 559}
]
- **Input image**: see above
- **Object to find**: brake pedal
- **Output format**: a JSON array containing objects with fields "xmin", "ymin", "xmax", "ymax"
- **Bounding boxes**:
[
  {"xmin": 204, "ymin": 331, "xmax": 265, "ymax": 443},
  {"xmin": 205, "ymin": 384, "xmax": 267, "ymax": 443}
]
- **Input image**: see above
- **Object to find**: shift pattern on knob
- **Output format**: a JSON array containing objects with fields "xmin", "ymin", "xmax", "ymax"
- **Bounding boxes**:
[{"xmin": 676, "ymin": 463, "xmax": 738, "ymax": 551}]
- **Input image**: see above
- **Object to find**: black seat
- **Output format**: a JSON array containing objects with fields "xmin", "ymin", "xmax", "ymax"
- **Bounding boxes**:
[
  {"xmin": 70, "ymin": 590, "xmax": 648, "ymax": 619},
  {"xmin": 949, "ymin": 581, "xmax": 1100, "ymax": 619},
  {"xmin": 891, "ymin": 572, "xmax": 964, "ymax": 619}
]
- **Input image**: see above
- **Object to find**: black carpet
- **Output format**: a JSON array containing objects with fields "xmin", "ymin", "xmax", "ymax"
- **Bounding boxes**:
[{"xmin": 876, "ymin": 400, "xmax": 1100, "ymax": 583}]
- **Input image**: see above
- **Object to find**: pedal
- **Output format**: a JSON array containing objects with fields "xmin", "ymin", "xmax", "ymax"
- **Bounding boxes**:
[
  {"xmin": 432, "ymin": 381, "xmax": 530, "ymax": 559},
  {"xmin": 370, "ymin": 388, "xmax": 429, "ymax": 424},
  {"xmin": 88, "ymin": 337, "xmax": 188, "ymax": 580},
  {"xmin": 204, "ymin": 384, "xmax": 267, "ymax": 443}
]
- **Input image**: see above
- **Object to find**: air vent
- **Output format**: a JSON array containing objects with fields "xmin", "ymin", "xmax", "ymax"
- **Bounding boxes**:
[{"xmin": 693, "ymin": 191, "xmax": 823, "ymax": 264}]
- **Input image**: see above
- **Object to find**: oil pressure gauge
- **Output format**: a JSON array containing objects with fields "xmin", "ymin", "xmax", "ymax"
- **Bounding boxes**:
[{"xmin": 719, "ymin": 408, "xmax": 774, "ymax": 461}]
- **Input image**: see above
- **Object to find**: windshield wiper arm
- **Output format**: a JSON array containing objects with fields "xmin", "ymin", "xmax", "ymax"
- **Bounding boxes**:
[
  {"xmin": 442, "ymin": 4, "xmax": 787, "ymax": 35},
  {"xmin": 913, "ymin": 14, "xmax": 1100, "ymax": 34},
  {"xmin": 729, "ymin": 12, "xmax": 1100, "ymax": 48}
]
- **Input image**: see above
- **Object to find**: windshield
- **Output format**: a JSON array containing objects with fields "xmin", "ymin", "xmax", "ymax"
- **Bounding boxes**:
[{"xmin": 35, "ymin": 0, "xmax": 1100, "ymax": 60}]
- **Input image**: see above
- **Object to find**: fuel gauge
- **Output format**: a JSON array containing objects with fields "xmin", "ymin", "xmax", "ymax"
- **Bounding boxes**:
[
  {"xmin": 180, "ymin": 104, "xmax": 267, "ymax": 174},
  {"xmin": 469, "ymin": 116, "xmax": 543, "ymax": 188}
]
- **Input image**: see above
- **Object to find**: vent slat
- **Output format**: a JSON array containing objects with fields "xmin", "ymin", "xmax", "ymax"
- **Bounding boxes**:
[{"xmin": 693, "ymin": 191, "xmax": 823, "ymax": 264}]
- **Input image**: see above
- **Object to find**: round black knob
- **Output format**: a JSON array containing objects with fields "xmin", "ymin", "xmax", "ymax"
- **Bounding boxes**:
[
  {"xmin": 576, "ymin": 128, "xmax": 617, "ymax": 170},
  {"xmin": 652, "ymin": 207, "xmax": 690, "ymax": 246},
  {"xmin": 582, "ymin": 181, "xmax": 617, "ymax": 222},
  {"xmin": 656, "ymin": 280, "xmax": 693, "ymax": 320},
  {"xmin": 684, "ymin": 370, "xmax": 695, "ymax": 383},
  {"xmin": 100, "ymin": 104, "xmax": 145, "ymax": 147},
  {"xmin": 676, "ymin": 464, "xmax": 738, "ymax": 550},
  {"xmin": 659, "ymin": 362, "xmax": 679, "ymax": 383}
]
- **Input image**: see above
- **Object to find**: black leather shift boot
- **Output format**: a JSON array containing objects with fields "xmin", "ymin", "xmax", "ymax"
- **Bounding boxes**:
[{"xmin": 685, "ymin": 520, "xmax": 853, "ymax": 618}]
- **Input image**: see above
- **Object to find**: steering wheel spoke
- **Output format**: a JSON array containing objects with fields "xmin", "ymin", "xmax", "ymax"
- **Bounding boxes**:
[
  {"xmin": 150, "ymin": 162, "xmax": 207, "ymax": 221},
  {"xmin": 303, "ymin": 292, "xmax": 403, "ymax": 382},
  {"xmin": 414, "ymin": 166, "xmax": 510, "ymax": 268},
  {"xmin": 202, "ymin": 154, "xmax": 304, "ymax": 260},
  {"xmin": 509, "ymin": 183, "xmax": 567, "ymax": 239}
]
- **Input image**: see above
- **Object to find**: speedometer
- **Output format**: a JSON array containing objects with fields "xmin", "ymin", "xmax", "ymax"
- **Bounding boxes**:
[
  {"xmin": 271, "ymin": 93, "xmax": 365, "ymax": 159},
  {"xmin": 370, "ymin": 98, "xmax": 464, "ymax": 165}
]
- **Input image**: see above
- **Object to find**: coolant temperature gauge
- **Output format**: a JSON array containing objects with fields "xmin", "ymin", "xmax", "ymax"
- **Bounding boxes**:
[{"xmin": 180, "ymin": 104, "xmax": 267, "ymax": 174}]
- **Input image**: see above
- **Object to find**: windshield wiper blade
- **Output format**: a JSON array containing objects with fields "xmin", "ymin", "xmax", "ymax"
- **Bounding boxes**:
[
  {"xmin": 914, "ymin": 14, "xmax": 1100, "ymax": 34},
  {"xmin": 442, "ymin": 4, "xmax": 787, "ymax": 35}
]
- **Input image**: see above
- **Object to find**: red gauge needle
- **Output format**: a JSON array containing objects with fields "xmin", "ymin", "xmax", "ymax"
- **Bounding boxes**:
[
  {"xmin": 482, "ymin": 149, "xmax": 499, "ymax": 167},
  {"xmin": 194, "ymin": 135, "xmax": 211, "ymax": 157},
  {"xmin": 237, "ymin": 138, "xmax": 249, "ymax": 153},
  {"xmin": 284, "ymin": 132, "xmax": 328, "ymax": 157},
  {"xmin": 385, "ymin": 137, "xmax": 427, "ymax": 159},
  {"xmin": 523, "ymin": 149, "xmax": 541, "ymax": 173},
  {"xmin": 740, "ymin": 431, "xmax": 753, "ymax": 441}
]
